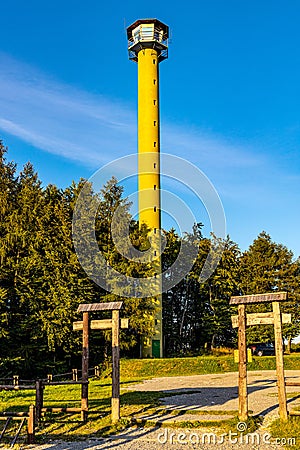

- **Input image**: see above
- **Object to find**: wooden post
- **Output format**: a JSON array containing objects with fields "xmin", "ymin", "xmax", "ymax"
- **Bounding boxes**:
[
  {"xmin": 238, "ymin": 304, "xmax": 248, "ymax": 421},
  {"xmin": 273, "ymin": 301, "xmax": 288, "ymax": 420},
  {"xmin": 81, "ymin": 312, "xmax": 89, "ymax": 422},
  {"xmin": 111, "ymin": 309, "xmax": 120, "ymax": 423},
  {"xmin": 27, "ymin": 405, "xmax": 35, "ymax": 444},
  {"xmin": 74, "ymin": 303, "xmax": 126, "ymax": 424},
  {"xmin": 72, "ymin": 368, "xmax": 78, "ymax": 381},
  {"xmin": 35, "ymin": 380, "xmax": 44, "ymax": 424}
]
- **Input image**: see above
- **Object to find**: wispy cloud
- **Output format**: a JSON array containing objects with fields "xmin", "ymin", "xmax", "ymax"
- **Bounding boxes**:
[
  {"xmin": 1, "ymin": 54, "xmax": 300, "ymax": 256},
  {"xmin": 0, "ymin": 53, "xmax": 137, "ymax": 166},
  {"xmin": 163, "ymin": 123, "xmax": 262, "ymax": 169},
  {"xmin": 0, "ymin": 53, "xmax": 263, "ymax": 173}
]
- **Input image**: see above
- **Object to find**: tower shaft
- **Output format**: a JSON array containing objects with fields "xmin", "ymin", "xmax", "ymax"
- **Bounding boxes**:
[
  {"xmin": 127, "ymin": 19, "xmax": 169, "ymax": 358},
  {"xmin": 138, "ymin": 48, "xmax": 162, "ymax": 358},
  {"xmin": 138, "ymin": 48, "xmax": 160, "ymax": 229}
]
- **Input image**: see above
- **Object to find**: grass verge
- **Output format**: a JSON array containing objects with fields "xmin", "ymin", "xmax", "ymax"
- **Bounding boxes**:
[
  {"xmin": 0, "ymin": 355, "xmax": 300, "ymax": 445},
  {"xmin": 269, "ymin": 416, "xmax": 299, "ymax": 449},
  {"xmin": 121, "ymin": 354, "xmax": 300, "ymax": 380}
]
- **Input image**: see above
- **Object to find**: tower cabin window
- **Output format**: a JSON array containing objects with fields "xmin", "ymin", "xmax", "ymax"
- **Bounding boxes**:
[
  {"xmin": 140, "ymin": 24, "xmax": 154, "ymax": 41},
  {"xmin": 154, "ymin": 29, "xmax": 164, "ymax": 42},
  {"xmin": 131, "ymin": 24, "xmax": 163, "ymax": 45},
  {"xmin": 132, "ymin": 26, "xmax": 140, "ymax": 43}
]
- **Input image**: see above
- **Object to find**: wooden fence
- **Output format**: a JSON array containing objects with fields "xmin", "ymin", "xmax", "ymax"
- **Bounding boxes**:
[
  {"xmin": 0, "ymin": 405, "xmax": 35, "ymax": 446},
  {"xmin": 0, "ymin": 365, "xmax": 102, "ymax": 446}
]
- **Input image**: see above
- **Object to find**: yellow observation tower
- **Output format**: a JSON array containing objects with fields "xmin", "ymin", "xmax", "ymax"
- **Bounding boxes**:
[{"xmin": 127, "ymin": 19, "xmax": 169, "ymax": 358}]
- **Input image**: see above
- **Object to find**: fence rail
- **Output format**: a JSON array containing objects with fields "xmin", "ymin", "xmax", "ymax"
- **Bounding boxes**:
[
  {"xmin": 0, "ymin": 385, "xmax": 35, "ymax": 390},
  {"xmin": 0, "ymin": 405, "xmax": 35, "ymax": 446},
  {"xmin": 0, "ymin": 364, "xmax": 105, "ymax": 445}
]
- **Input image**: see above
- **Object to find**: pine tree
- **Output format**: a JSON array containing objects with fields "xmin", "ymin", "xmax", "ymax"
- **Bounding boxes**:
[
  {"xmin": 202, "ymin": 236, "xmax": 240, "ymax": 348},
  {"xmin": 239, "ymin": 231, "xmax": 300, "ymax": 344},
  {"xmin": 0, "ymin": 142, "xmax": 17, "ymax": 348},
  {"xmin": 86, "ymin": 176, "xmax": 158, "ymax": 353}
]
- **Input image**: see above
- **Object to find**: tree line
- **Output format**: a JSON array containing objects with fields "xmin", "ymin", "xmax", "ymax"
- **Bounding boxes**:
[{"xmin": 0, "ymin": 141, "xmax": 299, "ymax": 377}]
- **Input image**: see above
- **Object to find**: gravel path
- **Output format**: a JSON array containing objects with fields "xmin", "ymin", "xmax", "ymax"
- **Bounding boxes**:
[
  {"xmin": 21, "ymin": 425, "xmax": 295, "ymax": 450},
  {"xmin": 129, "ymin": 370, "xmax": 300, "ymax": 419},
  {"xmin": 10, "ymin": 370, "xmax": 300, "ymax": 449}
]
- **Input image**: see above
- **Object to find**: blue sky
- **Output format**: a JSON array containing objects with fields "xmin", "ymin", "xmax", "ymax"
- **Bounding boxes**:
[{"xmin": 1, "ymin": 1, "xmax": 300, "ymax": 257}]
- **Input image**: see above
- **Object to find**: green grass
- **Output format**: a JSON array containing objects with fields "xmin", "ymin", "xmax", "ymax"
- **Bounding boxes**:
[
  {"xmin": 1, "ymin": 354, "xmax": 300, "ymax": 446},
  {"xmin": 121, "ymin": 354, "xmax": 300, "ymax": 380},
  {"xmin": 0, "ymin": 378, "xmax": 166, "ymax": 445},
  {"xmin": 169, "ymin": 408, "xmax": 240, "ymax": 416},
  {"xmin": 161, "ymin": 415, "xmax": 262, "ymax": 432},
  {"xmin": 268, "ymin": 395, "xmax": 300, "ymax": 448},
  {"xmin": 269, "ymin": 417, "xmax": 299, "ymax": 449}
]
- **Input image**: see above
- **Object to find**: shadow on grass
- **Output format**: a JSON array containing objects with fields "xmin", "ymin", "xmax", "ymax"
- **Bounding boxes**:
[
  {"xmin": 248, "ymin": 378, "xmax": 277, "ymax": 385},
  {"xmin": 36, "ymin": 425, "xmax": 161, "ymax": 449},
  {"xmin": 121, "ymin": 390, "xmax": 163, "ymax": 405},
  {"xmin": 3, "ymin": 377, "xmax": 289, "ymax": 446},
  {"xmin": 260, "ymin": 393, "xmax": 300, "ymax": 416}
]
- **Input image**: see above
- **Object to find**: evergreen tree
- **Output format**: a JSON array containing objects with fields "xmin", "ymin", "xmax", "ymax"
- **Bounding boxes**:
[
  {"xmin": 201, "ymin": 236, "xmax": 240, "ymax": 348},
  {"xmin": 239, "ymin": 231, "xmax": 300, "ymax": 344},
  {"xmin": 6, "ymin": 162, "xmax": 44, "ymax": 368},
  {"xmin": 93, "ymin": 177, "xmax": 159, "ymax": 354},
  {"xmin": 0, "ymin": 142, "xmax": 17, "ymax": 347},
  {"xmin": 1, "ymin": 139, "xmax": 300, "ymax": 374}
]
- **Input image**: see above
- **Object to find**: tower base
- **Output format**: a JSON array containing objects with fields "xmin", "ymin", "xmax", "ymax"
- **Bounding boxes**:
[{"xmin": 141, "ymin": 338, "xmax": 162, "ymax": 358}]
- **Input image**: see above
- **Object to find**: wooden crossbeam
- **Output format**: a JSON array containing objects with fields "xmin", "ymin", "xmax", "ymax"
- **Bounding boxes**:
[
  {"xmin": 231, "ymin": 312, "xmax": 291, "ymax": 328},
  {"xmin": 78, "ymin": 302, "xmax": 123, "ymax": 312},
  {"xmin": 284, "ymin": 381, "xmax": 300, "ymax": 386},
  {"xmin": 0, "ymin": 412, "xmax": 29, "ymax": 417},
  {"xmin": 73, "ymin": 318, "xmax": 129, "ymax": 331},
  {"xmin": 45, "ymin": 381, "xmax": 88, "ymax": 386},
  {"xmin": 0, "ymin": 385, "xmax": 35, "ymax": 390},
  {"xmin": 230, "ymin": 292, "xmax": 287, "ymax": 305},
  {"xmin": 41, "ymin": 407, "xmax": 82, "ymax": 413}
]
